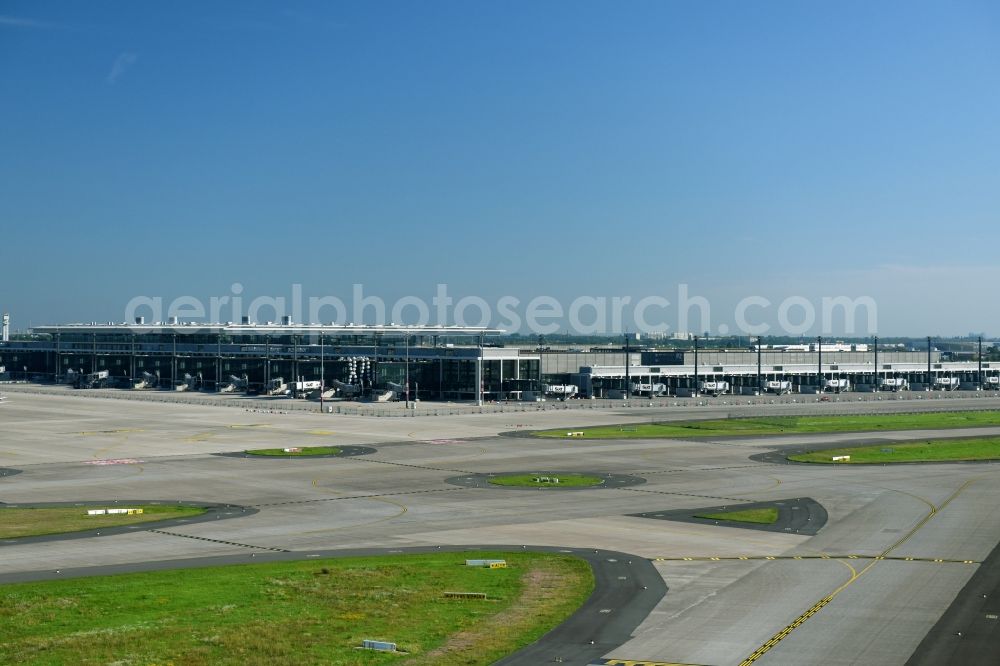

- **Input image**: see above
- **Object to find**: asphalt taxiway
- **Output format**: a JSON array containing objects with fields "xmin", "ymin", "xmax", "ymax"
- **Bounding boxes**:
[{"xmin": 2, "ymin": 390, "xmax": 1000, "ymax": 665}]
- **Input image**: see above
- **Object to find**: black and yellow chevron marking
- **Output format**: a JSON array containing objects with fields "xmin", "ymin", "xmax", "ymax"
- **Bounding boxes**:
[{"xmin": 653, "ymin": 554, "xmax": 978, "ymax": 564}]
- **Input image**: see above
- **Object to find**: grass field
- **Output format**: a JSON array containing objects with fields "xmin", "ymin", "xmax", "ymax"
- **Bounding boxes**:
[
  {"xmin": 0, "ymin": 551, "xmax": 593, "ymax": 666},
  {"xmin": 695, "ymin": 507, "xmax": 779, "ymax": 524},
  {"xmin": 0, "ymin": 505, "xmax": 207, "ymax": 539},
  {"xmin": 534, "ymin": 411, "xmax": 1000, "ymax": 439},
  {"xmin": 245, "ymin": 446, "xmax": 342, "ymax": 456},
  {"xmin": 487, "ymin": 473, "xmax": 605, "ymax": 488},
  {"xmin": 788, "ymin": 437, "xmax": 1000, "ymax": 464}
]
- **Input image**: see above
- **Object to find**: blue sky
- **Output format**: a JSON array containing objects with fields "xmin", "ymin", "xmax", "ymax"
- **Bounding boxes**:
[{"xmin": 1, "ymin": 1, "xmax": 999, "ymax": 336}]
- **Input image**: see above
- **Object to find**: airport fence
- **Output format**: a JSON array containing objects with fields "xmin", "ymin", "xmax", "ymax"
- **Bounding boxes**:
[{"xmin": 2, "ymin": 382, "xmax": 1000, "ymax": 418}]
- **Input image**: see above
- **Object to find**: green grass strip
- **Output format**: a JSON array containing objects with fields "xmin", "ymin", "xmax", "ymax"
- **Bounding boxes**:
[
  {"xmin": 788, "ymin": 437, "xmax": 1000, "ymax": 464},
  {"xmin": 534, "ymin": 411, "xmax": 1000, "ymax": 439},
  {"xmin": 695, "ymin": 507, "xmax": 779, "ymax": 524},
  {"xmin": 0, "ymin": 505, "xmax": 206, "ymax": 539},
  {"xmin": 0, "ymin": 551, "xmax": 593, "ymax": 666},
  {"xmin": 245, "ymin": 446, "xmax": 342, "ymax": 456},
  {"xmin": 487, "ymin": 474, "xmax": 605, "ymax": 488}
]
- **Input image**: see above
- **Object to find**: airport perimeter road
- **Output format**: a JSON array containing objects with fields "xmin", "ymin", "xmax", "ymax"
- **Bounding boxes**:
[{"xmin": 2, "ymin": 391, "xmax": 1000, "ymax": 665}]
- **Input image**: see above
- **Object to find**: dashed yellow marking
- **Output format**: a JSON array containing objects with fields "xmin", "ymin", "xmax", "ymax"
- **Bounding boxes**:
[
  {"xmin": 307, "ymin": 429, "xmax": 335, "ymax": 436},
  {"xmin": 653, "ymin": 554, "xmax": 978, "ymax": 564}
]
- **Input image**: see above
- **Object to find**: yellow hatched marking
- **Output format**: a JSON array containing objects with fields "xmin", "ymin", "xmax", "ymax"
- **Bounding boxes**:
[{"xmin": 590, "ymin": 658, "xmax": 712, "ymax": 666}]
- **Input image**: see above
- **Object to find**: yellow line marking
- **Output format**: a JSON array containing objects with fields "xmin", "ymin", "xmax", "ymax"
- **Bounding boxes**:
[
  {"xmin": 834, "ymin": 558, "xmax": 858, "ymax": 579},
  {"xmin": 90, "ymin": 428, "xmax": 140, "ymax": 458},
  {"xmin": 79, "ymin": 429, "xmax": 144, "ymax": 436},
  {"xmin": 307, "ymin": 430, "xmax": 335, "ymax": 436},
  {"xmin": 737, "ymin": 478, "xmax": 979, "ymax": 666},
  {"xmin": 753, "ymin": 475, "xmax": 782, "ymax": 493},
  {"xmin": 296, "ymin": 496, "xmax": 408, "ymax": 536}
]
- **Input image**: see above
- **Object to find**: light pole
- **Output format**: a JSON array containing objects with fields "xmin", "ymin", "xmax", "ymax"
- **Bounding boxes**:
[
  {"xmin": 979, "ymin": 336, "xmax": 983, "ymax": 388},
  {"xmin": 624, "ymin": 332, "xmax": 630, "ymax": 400},
  {"xmin": 405, "ymin": 332, "xmax": 410, "ymax": 409},
  {"xmin": 319, "ymin": 331, "xmax": 325, "ymax": 413},
  {"xmin": 873, "ymin": 335, "xmax": 879, "ymax": 391},
  {"xmin": 817, "ymin": 335, "xmax": 822, "ymax": 392},
  {"xmin": 477, "ymin": 332, "xmax": 484, "ymax": 406},
  {"xmin": 292, "ymin": 334, "xmax": 299, "ymax": 398},
  {"xmin": 927, "ymin": 336, "xmax": 932, "ymax": 387},
  {"xmin": 756, "ymin": 336, "xmax": 762, "ymax": 394},
  {"xmin": 693, "ymin": 335, "xmax": 699, "ymax": 395},
  {"xmin": 372, "ymin": 333, "xmax": 378, "ymax": 397}
]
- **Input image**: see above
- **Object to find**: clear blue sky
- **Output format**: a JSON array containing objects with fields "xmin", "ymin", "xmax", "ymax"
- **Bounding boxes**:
[{"xmin": 2, "ymin": 1, "xmax": 999, "ymax": 336}]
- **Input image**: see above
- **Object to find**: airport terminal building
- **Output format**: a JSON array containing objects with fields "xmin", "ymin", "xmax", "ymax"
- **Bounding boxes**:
[
  {"xmin": 1, "ymin": 319, "xmax": 998, "ymax": 401},
  {"xmin": 0, "ymin": 320, "xmax": 538, "ymax": 403},
  {"xmin": 545, "ymin": 346, "xmax": 1000, "ymax": 397}
]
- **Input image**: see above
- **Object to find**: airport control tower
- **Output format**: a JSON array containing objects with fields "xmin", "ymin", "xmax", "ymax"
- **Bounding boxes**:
[{"xmin": 2, "ymin": 313, "xmax": 9, "ymax": 342}]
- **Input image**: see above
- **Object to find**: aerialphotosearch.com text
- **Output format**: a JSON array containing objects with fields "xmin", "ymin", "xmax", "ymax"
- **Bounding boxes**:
[{"xmin": 124, "ymin": 283, "xmax": 877, "ymax": 337}]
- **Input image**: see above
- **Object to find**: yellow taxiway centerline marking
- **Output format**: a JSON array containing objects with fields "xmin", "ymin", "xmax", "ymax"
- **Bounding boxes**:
[{"xmin": 736, "ymin": 478, "xmax": 979, "ymax": 666}]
